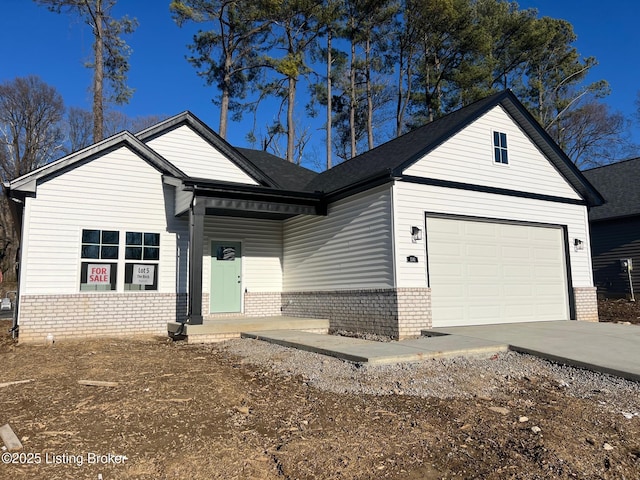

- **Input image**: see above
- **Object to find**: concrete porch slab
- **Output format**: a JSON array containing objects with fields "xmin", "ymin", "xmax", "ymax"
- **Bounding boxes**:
[{"xmin": 168, "ymin": 316, "xmax": 329, "ymax": 343}]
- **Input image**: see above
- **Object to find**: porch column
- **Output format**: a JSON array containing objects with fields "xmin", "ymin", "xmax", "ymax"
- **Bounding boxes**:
[{"xmin": 188, "ymin": 198, "xmax": 205, "ymax": 325}]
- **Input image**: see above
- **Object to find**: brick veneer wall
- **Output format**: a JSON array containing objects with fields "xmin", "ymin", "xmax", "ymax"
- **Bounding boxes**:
[
  {"xmin": 574, "ymin": 287, "xmax": 599, "ymax": 322},
  {"xmin": 244, "ymin": 291, "xmax": 282, "ymax": 316},
  {"xmin": 281, "ymin": 288, "xmax": 431, "ymax": 339},
  {"xmin": 397, "ymin": 288, "xmax": 432, "ymax": 337},
  {"xmin": 18, "ymin": 293, "xmax": 187, "ymax": 344}
]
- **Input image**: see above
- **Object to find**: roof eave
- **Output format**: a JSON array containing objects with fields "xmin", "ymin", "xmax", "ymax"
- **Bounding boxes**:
[
  {"xmin": 498, "ymin": 94, "xmax": 605, "ymax": 207},
  {"xmin": 8, "ymin": 131, "xmax": 187, "ymax": 196}
]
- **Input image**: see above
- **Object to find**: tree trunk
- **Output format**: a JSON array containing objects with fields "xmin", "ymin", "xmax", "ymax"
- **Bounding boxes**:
[
  {"xmin": 220, "ymin": 58, "xmax": 232, "ymax": 139},
  {"xmin": 365, "ymin": 36, "xmax": 373, "ymax": 150},
  {"xmin": 326, "ymin": 28, "xmax": 332, "ymax": 170},
  {"xmin": 349, "ymin": 35, "xmax": 357, "ymax": 159},
  {"xmin": 287, "ymin": 75, "xmax": 296, "ymax": 163},
  {"xmin": 93, "ymin": 0, "xmax": 104, "ymax": 142}
]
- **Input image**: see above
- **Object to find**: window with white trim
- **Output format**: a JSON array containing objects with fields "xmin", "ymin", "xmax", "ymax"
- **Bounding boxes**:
[
  {"xmin": 124, "ymin": 232, "xmax": 159, "ymax": 290},
  {"xmin": 493, "ymin": 131, "xmax": 508, "ymax": 164}
]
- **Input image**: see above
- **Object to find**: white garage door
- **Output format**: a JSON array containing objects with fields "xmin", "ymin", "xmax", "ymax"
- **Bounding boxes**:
[{"xmin": 427, "ymin": 217, "xmax": 569, "ymax": 327}]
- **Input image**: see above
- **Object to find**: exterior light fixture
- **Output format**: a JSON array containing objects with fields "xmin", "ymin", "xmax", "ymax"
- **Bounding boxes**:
[
  {"xmin": 411, "ymin": 226, "xmax": 423, "ymax": 242},
  {"xmin": 574, "ymin": 238, "xmax": 584, "ymax": 251}
]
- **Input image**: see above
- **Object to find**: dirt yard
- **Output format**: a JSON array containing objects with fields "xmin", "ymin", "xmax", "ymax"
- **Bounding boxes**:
[
  {"xmin": 598, "ymin": 298, "xmax": 640, "ymax": 325},
  {"xmin": 1, "ymin": 312, "xmax": 639, "ymax": 479}
]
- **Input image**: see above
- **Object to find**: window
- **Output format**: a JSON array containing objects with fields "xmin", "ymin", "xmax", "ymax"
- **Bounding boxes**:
[
  {"xmin": 493, "ymin": 131, "xmax": 508, "ymax": 165},
  {"xmin": 80, "ymin": 229, "xmax": 118, "ymax": 291},
  {"xmin": 81, "ymin": 229, "xmax": 119, "ymax": 259},
  {"xmin": 125, "ymin": 231, "xmax": 159, "ymax": 290}
]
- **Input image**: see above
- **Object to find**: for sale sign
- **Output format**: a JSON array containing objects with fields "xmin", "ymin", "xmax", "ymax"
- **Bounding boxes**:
[
  {"xmin": 132, "ymin": 264, "xmax": 155, "ymax": 285},
  {"xmin": 88, "ymin": 264, "xmax": 111, "ymax": 284}
]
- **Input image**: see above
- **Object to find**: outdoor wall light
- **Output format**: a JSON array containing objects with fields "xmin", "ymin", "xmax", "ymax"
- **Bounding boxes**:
[
  {"xmin": 574, "ymin": 238, "xmax": 584, "ymax": 251},
  {"xmin": 411, "ymin": 226, "xmax": 423, "ymax": 242}
]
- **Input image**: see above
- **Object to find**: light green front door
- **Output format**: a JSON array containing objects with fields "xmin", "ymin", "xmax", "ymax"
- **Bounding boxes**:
[{"xmin": 210, "ymin": 241, "xmax": 242, "ymax": 313}]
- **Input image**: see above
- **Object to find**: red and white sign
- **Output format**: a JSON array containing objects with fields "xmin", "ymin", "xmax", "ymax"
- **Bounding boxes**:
[{"xmin": 88, "ymin": 264, "xmax": 111, "ymax": 284}]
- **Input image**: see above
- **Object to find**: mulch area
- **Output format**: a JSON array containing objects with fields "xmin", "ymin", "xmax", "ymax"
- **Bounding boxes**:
[{"xmin": 598, "ymin": 298, "xmax": 640, "ymax": 324}]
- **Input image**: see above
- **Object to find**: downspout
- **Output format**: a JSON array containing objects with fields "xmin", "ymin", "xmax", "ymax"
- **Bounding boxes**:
[
  {"xmin": 10, "ymin": 247, "xmax": 20, "ymax": 339},
  {"xmin": 4, "ymin": 186, "xmax": 24, "ymax": 339}
]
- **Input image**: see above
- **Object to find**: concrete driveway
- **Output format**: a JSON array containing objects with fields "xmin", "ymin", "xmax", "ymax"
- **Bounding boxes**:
[{"xmin": 430, "ymin": 321, "xmax": 640, "ymax": 382}]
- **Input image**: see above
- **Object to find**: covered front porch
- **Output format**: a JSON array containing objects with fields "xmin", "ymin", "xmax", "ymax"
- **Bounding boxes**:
[
  {"xmin": 166, "ymin": 175, "xmax": 326, "ymax": 332},
  {"xmin": 168, "ymin": 315, "xmax": 330, "ymax": 344}
]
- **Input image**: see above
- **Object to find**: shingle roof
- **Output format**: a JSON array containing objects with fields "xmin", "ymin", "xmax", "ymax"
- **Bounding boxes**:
[
  {"xmin": 583, "ymin": 158, "xmax": 640, "ymax": 221},
  {"xmin": 236, "ymin": 148, "xmax": 318, "ymax": 192},
  {"xmin": 305, "ymin": 91, "xmax": 507, "ymax": 194}
]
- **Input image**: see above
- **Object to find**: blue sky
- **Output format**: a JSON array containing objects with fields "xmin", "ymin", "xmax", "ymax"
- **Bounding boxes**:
[{"xmin": 1, "ymin": 0, "xmax": 639, "ymax": 166}]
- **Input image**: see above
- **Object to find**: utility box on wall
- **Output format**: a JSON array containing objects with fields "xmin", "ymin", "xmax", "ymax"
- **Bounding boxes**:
[{"xmin": 619, "ymin": 258, "xmax": 635, "ymax": 301}]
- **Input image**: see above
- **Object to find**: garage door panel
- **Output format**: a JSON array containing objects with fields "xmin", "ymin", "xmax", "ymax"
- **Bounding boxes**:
[
  {"xmin": 503, "ymin": 264, "xmax": 533, "ymax": 279},
  {"xmin": 467, "ymin": 264, "xmax": 500, "ymax": 277},
  {"xmin": 468, "ymin": 305, "xmax": 500, "ymax": 319},
  {"xmin": 428, "ymin": 217, "xmax": 569, "ymax": 327},
  {"xmin": 467, "ymin": 284, "xmax": 499, "ymax": 297},
  {"xmin": 504, "ymin": 284, "xmax": 533, "ymax": 296},
  {"xmin": 466, "ymin": 245, "xmax": 498, "ymax": 257},
  {"xmin": 502, "ymin": 245, "xmax": 532, "ymax": 259}
]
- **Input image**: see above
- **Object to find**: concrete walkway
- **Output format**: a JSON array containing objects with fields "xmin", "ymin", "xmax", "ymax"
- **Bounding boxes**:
[
  {"xmin": 241, "ymin": 330, "xmax": 508, "ymax": 365},
  {"xmin": 242, "ymin": 321, "xmax": 640, "ymax": 382}
]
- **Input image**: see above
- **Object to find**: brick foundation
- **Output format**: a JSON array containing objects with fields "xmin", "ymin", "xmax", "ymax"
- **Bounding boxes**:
[
  {"xmin": 574, "ymin": 287, "xmax": 599, "ymax": 322},
  {"xmin": 18, "ymin": 293, "xmax": 187, "ymax": 344},
  {"xmin": 281, "ymin": 288, "xmax": 431, "ymax": 339}
]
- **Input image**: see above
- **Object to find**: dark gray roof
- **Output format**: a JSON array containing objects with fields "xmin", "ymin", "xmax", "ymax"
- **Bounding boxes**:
[
  {"xmin": 583, "ymin": 158, "xmax": 640, "ymax": 221},
  {"xmin": 306, "ymin": 91, "xmax": 507, "ymax": 194},
  {"xmin": 236, "ymin": 148, "xmax": 318, "ymax": 192}
]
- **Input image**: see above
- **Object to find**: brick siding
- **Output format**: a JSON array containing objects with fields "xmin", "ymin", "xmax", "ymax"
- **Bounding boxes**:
[
  {"xmin": 244, "ymin": 291, "xmax": 282, "ymax": 316},
  {"xmin": 18, "ymin": 293, "xmax": 187, "ymax": 344},
  {"xmin": 281, "ymin": 288, "xmax": 431, "ymax": 339},
  {"xmin": 574, "ymin": 287, "xmax": 599, "ymax": 322}
]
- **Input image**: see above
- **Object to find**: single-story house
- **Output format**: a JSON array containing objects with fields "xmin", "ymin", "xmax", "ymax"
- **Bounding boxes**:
[
  {"xmin": 583, "ymin": 158, "xmax": 640, "ymax": 298},
  {"xmin": 5, "ymin": 90, "xmax": 603, "ymax": 344}
]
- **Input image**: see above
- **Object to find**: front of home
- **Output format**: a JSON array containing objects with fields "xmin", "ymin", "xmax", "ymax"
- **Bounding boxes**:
[{"xmin": 5, "ymin": 90, "xmax": 603, "ymax": 344}]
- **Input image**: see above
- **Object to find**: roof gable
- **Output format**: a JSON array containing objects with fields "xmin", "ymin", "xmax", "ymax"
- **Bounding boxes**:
[
  {"xmin": 308, "ymin": 90, "xmax": 603, "ymax": 206},
  {"xmin": 583, "ymin": 157, "xmax": 640, "ymax": 221},
  {"xmin": 403, "ymin": 104, "xmax": 582, "ymax": 200},
  {"xmin": 136, "ymin": 112, "xmax": 279, "ymax": 188},
  {"xmin": 7, "ymin": 131, "xmax": 186, "ymax": 195}
]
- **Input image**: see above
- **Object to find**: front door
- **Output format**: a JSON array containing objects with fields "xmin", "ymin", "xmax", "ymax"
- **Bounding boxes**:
[{"xmin": 210, "ymin": 241, "xmax": 242, "ymax": 313}]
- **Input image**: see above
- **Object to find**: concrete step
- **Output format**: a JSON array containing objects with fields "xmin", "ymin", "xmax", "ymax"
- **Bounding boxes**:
[{"xmin": 168, "ymin": 316, "xmax": 329, "ymax": 344}]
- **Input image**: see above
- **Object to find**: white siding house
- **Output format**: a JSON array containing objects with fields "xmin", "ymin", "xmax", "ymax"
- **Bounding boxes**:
[{"xmin": 6, "ymin": 91, "xmax": 603, "ymax": 343}]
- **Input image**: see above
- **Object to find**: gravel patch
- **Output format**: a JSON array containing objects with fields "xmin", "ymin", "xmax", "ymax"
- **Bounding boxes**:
[{"xmin": 217, "ymin": 338, "xmax": 640, "ymax": 416}]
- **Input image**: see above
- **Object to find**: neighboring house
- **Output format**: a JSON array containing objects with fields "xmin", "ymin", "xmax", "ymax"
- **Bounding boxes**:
[
  {"xmin": 5, "ymin": 90, "xmax": 603, "ymax": 344},
  {"xmin": 583, "ymin": 158, "xmax": 640, "ymax": 298}
]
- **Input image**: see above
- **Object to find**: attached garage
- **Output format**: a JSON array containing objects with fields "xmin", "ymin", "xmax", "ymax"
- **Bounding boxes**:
[{"xmin": 426, "ymin": 216, "xmax": 570, "ymax": 327}]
